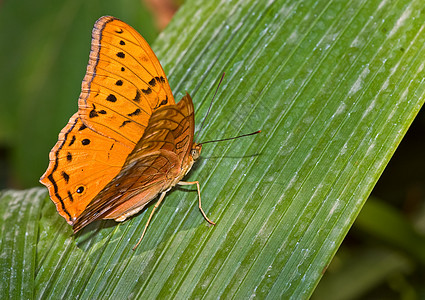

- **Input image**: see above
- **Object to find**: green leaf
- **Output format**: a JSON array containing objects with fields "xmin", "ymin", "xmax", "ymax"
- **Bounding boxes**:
[
  {"xmin": 2, "ymin": 0, "xmax": 425, "ymax": 298},
  {"xmin": 0, "ymin": 189, "xmax": 44, "ymax": 300}
]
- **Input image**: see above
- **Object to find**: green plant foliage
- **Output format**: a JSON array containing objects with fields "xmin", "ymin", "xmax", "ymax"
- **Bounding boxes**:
[{"xmin": 1, "ymin": 0, "xmax": 425, "ymax": 298}]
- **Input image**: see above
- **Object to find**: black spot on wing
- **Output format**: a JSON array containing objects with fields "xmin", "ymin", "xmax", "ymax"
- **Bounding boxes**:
[
  {"xmin": 68, "ymin": 136, "xmax": 76, "ymax": 146},
  {"xmin": 66, "ymin": 152, "xmax": 72, "ymax": 162},
  {"xmin": 155, "ymin": 76, "xmax": 165, "ymax": 83},
  {"xmin": 155, "ymin": 96, "xmax": 169, "ymax": 109},
  {"xmin": 149, "ymin": 78, "xmax": 156, "ymax": 86},
  {"xmin": 133, "ymin": 90, "xmax": 141, "ymax": 102},
  {"xmin": 120, "ymin": 120, "xmax": 131, "ymax": 127},
  {"xmin": 68, "ymin": 191, "xmax": 74, "ymax": 202},
  {"xmin": 62, "ymin": 171, "xmax": 70, "ymax": 183},
  {"xmin": 107, "ymin": 94, "xmax": 117, "ymax": 102},
  {"xmin": 128, "ymin": 108, "xmax": 141, "ymax": 117},
  {"xmin": 90, "ymin": 106, "xmax": 98, "ymax": 118},
  {"xmin": 82, "ymin": 139, "xmax": 90, "ymax": 145},
  {"xmin": 89, "ymin": 104, "xmax": 107, "ymax": 118},
  {"xmin": 116, "ymin": 52, "xmax": 125, "ymax": 58},
  {"xmin": 142, "ymin": 87, "xmax": 152, "ymax": 95}
]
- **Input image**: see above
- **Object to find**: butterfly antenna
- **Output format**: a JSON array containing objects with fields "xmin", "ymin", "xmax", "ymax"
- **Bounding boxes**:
[
  {"xmin": 195, "ymin": 72, "xmax": 226, "ymax": 143},
  {"xmin": 200, "ymin": 130, "xmax": 261, "ymax": 145}
]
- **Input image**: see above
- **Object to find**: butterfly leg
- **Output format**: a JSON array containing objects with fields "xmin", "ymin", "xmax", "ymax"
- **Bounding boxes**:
[
  {"xmin": 133, "ymin": 191, "xmax": 167, "ymax": 250},
  {"xmin": 178, "ymin": 181, "xmax": 216, "ymax": 226}
]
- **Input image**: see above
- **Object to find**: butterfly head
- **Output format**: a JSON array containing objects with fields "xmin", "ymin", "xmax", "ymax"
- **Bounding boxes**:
[{"xmin": 191, "ymin": 143, "xmax": 202, "ymax": 161}]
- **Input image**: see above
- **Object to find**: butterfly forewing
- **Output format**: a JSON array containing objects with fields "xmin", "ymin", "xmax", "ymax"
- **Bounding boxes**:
[{"xmin": 78, "ymin": 16, "xmax": 175, "ymax": 147}]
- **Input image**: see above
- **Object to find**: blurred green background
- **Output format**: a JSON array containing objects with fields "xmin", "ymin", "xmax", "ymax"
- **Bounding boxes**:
[{"xmin": 0, "ymin": 0, "xmax": 424, "ymax": 298}]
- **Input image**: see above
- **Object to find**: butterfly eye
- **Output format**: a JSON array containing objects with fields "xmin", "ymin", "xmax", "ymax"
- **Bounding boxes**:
[{"xmin": 191, "ymin": 149, "xmax": 200, "ymax": 160}]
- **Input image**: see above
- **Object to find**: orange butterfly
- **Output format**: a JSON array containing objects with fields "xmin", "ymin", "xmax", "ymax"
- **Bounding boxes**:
[{"xmin": 40, "ymin": 16, "xmax": 259, "ymax": 248}]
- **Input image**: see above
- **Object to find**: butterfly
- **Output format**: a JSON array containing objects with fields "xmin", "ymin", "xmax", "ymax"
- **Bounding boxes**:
[
  {"xmin": 40, "ymin": 15, "xmax": 218, "ymax": 247},
  {"xmin": 40, "ymin": 16, "xmax": 259, "ymax": 248}
]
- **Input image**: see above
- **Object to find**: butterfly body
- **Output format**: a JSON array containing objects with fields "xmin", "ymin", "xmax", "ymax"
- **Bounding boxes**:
[{"xmin": 40, "ymin": 16, "xmax": 211, "ymax": 237}]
